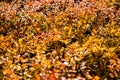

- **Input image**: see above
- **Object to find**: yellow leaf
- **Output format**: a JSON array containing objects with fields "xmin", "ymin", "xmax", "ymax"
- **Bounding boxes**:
[
  {"xmin": 44, "ymin": 60, "xmax": 51, "ymax": 68},
  {"xmin": 115, "ymin": 32, "xmax": 120, "ymax": 36},
  {"xmin": 68, "ymin": 28, "xmax": 72, "ymax": 37},
  {"xmin": 111, "ymin": 29, "xmax": 115, "ymax": 33},
  {"xmin": 14, "ymin": 41, "xmax": 19, "ymax": 47},
  {"xmin": 86, "ymin": 75, "xmax": 93, "ymax": 79},
  {"xmin": 109, "ymin": 47, "xmax": 115, "ymax": 52},
  {"xmin": 78, "ymin": 20, "xmax": 82, "ymax": 27},
  {"xmin": 93, "ymin": 76, "xmax": 100, "ymax": 80},
  {"xmin": 92, "ymin": 29, "xmax": 97, "ymax": 35},
  {"xmin": 111, "ymin": 21, "xmax": 115, "ymax": 26},
  {"xmin": 13, "ymin": 49, "xmax": 17, "ymax": 53},
  {"xmin": 0, "ymin": 35, "xmax": 4, "ymax": 41},
  {"xmin": 18, "ymin": 38, "xmax": 23, "ymax": 44}
]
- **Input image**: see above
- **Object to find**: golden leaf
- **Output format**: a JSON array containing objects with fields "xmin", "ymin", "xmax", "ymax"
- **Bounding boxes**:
[
  {"xmin": 18, "ymin": 38, "xmax": 23, "ymax": 44},
  {"xmin": 0, "ymin": 35, "xmax": 4, "ymax": 41},
  {"xmin": 93, "ymin": 76, "xmax": 100, "ymax": 80}
]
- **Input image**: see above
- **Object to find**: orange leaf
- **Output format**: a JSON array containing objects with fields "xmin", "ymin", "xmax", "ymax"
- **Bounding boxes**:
[
  {"xmin": 34, "ymin": 72, "xmax": 41, "ymax": 80},
  {"xmin": 28, "ymin": 1, "xmax": 34, "ymax": 6},
  {"xmin": 49, "ymin": 71, "xmax": 57, "ymax": 80},
  {"xmin": 9, "ymin": 11, "xmax": 14, "ymax": 16},
  {"xmin": 4, "ymin": 69, "xmax": 12, "ymax": 75},
  {"xmin": 13, "ymin": 78, "xmax": 19, "ymax": 80}
]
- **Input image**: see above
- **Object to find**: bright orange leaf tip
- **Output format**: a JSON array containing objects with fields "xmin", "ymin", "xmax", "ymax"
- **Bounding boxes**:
[
  {"xmin": 12, "ymin": 77, "xmax": 19, "ymax": 80},
  {"xmin": 4, "ymin": 69, "xmax": 13, "ymax": 75},
  {"xmin": 34, "ymin": 71, "xmax": 42, "ymax": 80},
  {"xmin": 49, "ymin": 71, "xmax": 57, "ymax": 80},
  {"xmin": 28, "ymin": 1, "xmax": 34, "ymax": 6}
]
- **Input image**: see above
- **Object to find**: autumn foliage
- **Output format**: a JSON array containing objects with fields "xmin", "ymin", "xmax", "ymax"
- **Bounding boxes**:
[{"xmin": 0, "ymin": 0, "xmax": 120, "ymax": 80}]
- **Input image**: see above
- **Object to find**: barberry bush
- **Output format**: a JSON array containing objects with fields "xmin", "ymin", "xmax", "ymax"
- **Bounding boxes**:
[{"xmin": 0, "ymin": 0, "xmax": 120, "ymax": 80}]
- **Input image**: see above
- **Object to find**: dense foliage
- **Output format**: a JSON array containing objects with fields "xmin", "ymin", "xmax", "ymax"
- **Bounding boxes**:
[{"xmin": 0, "ymin": 0, "xmax": 120, "ymax": 80}]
